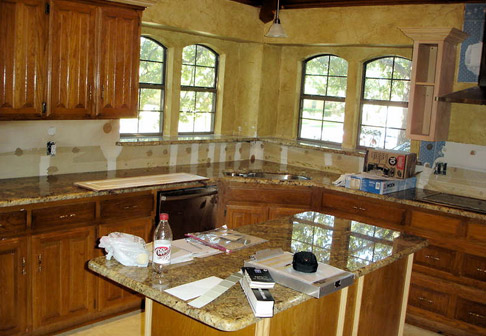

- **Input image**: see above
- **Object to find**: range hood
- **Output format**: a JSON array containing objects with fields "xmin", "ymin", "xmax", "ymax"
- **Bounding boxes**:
[{"xmin": 439, "ymin": 17, "xmax": 486, "ymax": 105}]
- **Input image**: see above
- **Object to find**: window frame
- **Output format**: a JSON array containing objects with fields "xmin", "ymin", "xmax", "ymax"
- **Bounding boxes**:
[
  {"xmin": 178, "ymin": 44, "xmax": 219, "ymax": 135},
  {"xmin": 357, "ymin": 55, "xmax": 412, "ymax": 150},
  {"xmin": 120, "ymin": 36, "xmax": 167, "ymax": 138},
  {"xmin": 297, "ymin": 54, "xmax": 348, "ymax": 146}
]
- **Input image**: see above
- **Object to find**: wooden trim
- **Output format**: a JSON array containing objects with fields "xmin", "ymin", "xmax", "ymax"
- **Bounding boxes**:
[
  {"xmin": 254, "ymin": 318, "xmax": 270, "ymax": 336},
  {"xmin": 145, "ymin": 298, "xmax": 153, "ymax": 336},
  {"xmin": 397, "ymin": 254, "xmax": 414, "ymax": 336}
]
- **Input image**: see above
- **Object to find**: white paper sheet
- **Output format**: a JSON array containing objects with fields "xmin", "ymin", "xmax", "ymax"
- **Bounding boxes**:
[{"xmin": 164, "ymin": 276, "xmax": 223, "ymax": 301}]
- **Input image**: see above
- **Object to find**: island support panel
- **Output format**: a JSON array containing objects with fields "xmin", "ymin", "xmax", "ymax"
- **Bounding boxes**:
[{"xmin": 149, "ymin": 254, "xmax": 414, "ymax": 336}]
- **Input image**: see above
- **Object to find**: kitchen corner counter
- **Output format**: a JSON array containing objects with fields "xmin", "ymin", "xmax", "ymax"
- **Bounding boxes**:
[{"xmin": 88, "ymin": 211, "xmax": 427, "ymax": 335}]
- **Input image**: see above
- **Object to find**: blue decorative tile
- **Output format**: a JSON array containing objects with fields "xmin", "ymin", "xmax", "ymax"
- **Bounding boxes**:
[{"xmin": 419, "ymin": 141, "xmax": 445, "ymax": 167}]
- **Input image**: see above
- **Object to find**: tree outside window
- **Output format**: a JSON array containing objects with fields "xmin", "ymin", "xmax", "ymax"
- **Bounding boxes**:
[
  {"xmin": 179, "ymin": 44, "xmax": 218, "ymax": 134},
  {"xmin": 298, "ymin": 55, "xmax": 348, "ymax": 144},
  {"xmin": 358, "ymin": 56, "xmax": 412, "ymax": 150},
  {"xmin": 120, "ymin": 36, "xmax": 166, "ymax": 136}
]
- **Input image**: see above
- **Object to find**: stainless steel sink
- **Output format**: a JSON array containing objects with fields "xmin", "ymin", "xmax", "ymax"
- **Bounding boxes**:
[{"xmin": 223, "ymin": 171, "xmax": 311, "ymax": 181}]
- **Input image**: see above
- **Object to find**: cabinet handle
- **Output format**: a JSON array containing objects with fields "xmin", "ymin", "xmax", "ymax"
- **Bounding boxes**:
[
  {"xmin": 22, "ymin": 257, "xmax": 26, "ymax": 275},
  {"xmin": 88, "ymin": 84, "xmax": 93, "ymax": 102},
  {"xmin": 0, "ymin": 223, "xmax": 3, "ymax": 228},
  {"xmin": 476, "ymin": 267, "xmax": 486, "ymax": 273},
  {"xmin": 425, "ymin": 255, "xmax": 440, "ymax": 261},
  {"xmin": 123, "ymin": 205, "xmax": 138, "ymax": 210},
  {"xmin": 418, "ymin": 296, "xmax": 433, "ymax": 304},
  {"xmin": 352, "ymin": 206, "xmax": 366, "ymax": 211},
  {"xmin": 38, "ymin": 254, "xmax": 42, "ymax": 272},
  {"xmin": 468, "ymin": 312, "xmax": 486, "ymax": 320},
  {"xmin": 59, "ymin": 213, "xmax": 76, "ymax": 219}
]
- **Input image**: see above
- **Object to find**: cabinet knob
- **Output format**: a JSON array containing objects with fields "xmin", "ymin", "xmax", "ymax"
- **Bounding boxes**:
[
  {"xmin": 38, "ymin": 254, "xmax": 42, "ymax": 272},
  {"xmin": 425, "ymin": 255, "xmax": 440, "ymax": 261},
  {"xmin": 476, "ymin": 267, "xmax": 486, "ymax": 273},
  {"xmin": 418, "ymin": 296, "xmax": 433, "ymax": 304},
  {"xmin": 59, "ymin": 213, "xmax": 76, "ymax": 219},
  {"xmin": 468, "ymin": 312, "xmax": 486, "ymax": 320},
  {"xmin": 22, "ymin": 257, "xmax": 26, "ymax": 275}
]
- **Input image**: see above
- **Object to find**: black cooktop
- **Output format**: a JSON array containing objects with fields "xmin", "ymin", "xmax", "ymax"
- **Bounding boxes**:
[{"xmin": 418, "ymin": 192, "xmax": 486, "ymax": 214}]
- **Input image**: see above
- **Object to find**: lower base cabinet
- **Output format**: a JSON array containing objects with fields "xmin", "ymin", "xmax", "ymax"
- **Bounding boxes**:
[
  {"xmin": 0, "ymin": 236, "xmax": 29, "ymax": 336},
  {"xmin": 31, "ymin": 226, "xmax": 96, "ymax": 335}
]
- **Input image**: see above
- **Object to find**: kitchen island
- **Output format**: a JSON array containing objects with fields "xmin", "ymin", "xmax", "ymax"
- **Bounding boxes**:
[{"xmin": 88, "ymin": 211, "xmax": 427, "ymax": 336}]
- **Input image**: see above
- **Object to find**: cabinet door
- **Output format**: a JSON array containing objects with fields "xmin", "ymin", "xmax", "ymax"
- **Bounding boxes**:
[
  {"xmin": 48, "ymin": 0, "xmax": 96, "ymax": 119},
  {"xmin": 0, "ymin": 0, "xmax": 47, "ymax": 119},
  {"xmin": 97, "ymin": 5, "xmax": 140, "ymax": 118},
  {"xmin": 31, "ymin": 226, "xmax": 95, "ymax": 331},
  {"xmin": 97, "ymin": 218, "xmax": 150, "ymax": 311},
  {"xmin": 225, "ymin": 204, "xmax": 268, "ymax": 229},
  {"xmin": 0, "ymin": 236, "xmax": 28, "ymax": 336}
]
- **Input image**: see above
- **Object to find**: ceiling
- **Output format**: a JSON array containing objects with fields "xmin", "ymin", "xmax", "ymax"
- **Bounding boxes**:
[{"xmin": 229, "ymin": 0, "xmax": 476, "ymax": 22}]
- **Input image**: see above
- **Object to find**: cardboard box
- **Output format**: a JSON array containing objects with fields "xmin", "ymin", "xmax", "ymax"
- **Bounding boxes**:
[
  {"xmin": 344, "ymin": 173, "xmax": 417, "ymax": 195},
  {"xmin": 364, "ymin": 148, "xmax": 417, "ymax": 179}
]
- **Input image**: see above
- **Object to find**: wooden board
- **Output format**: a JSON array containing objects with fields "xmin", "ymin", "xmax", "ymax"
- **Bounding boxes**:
[{"xmin": 74, "ymin": 173, "xmax": 209, "ymax": 191}]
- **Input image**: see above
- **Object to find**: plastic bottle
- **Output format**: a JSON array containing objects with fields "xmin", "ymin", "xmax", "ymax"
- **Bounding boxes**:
[{"xmin": 153, "ymin": 213, "xmax": 173, "ymax": 273}]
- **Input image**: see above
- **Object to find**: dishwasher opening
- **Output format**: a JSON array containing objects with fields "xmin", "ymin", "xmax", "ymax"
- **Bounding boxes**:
[{"xmin": 155, "ymin": 186, "xmax": 218, "ymax": 240}]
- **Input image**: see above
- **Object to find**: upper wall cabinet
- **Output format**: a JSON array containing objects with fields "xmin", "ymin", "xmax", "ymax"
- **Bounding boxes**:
[
  {"xmin": 400, "ymin": 28, "xmax": 467, "ymax": 141},
  {"xmin": 0, "ymin": 0, "xmax": 144, "ymax": 120}
]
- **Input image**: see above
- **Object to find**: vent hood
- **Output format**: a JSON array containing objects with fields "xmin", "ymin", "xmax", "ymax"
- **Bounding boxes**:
[{"xmin": 438, "ymin": 16, "xmax": 486, "ymax": 105}]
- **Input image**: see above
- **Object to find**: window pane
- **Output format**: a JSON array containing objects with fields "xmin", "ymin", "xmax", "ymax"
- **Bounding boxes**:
[
  {"xmin": 194, "ymin": 112, "xmax": 213, "ymax": 132},
  {"xmin": 139, "ymin": 61, "xmax": 163, "ymax": 84},
  {"xmin": 391, "ymin": 79, "xmax": 410, "ymax": 102},
  {"xmin": 180, "ymin": 91, "xmax": 195, "ymax": 112},
  {"xmin": 120, "ymin": 118, "xmax": 138, "ymax": 133},
  {"xmin": 361, "ymin": 104, "xmax": 386, "ymax": 127},
  {"xmin": 364, "ymin": 79, "xmax": 391, "ymax": 100},
  {"xmin": 366, "ymin": 58, "xmax": 393, "ymax": 78},
  {"xmin": 304, "ymin": 75, "xmax": 327, "ymax": 95},
  {"xmin": 140, "ymin": 37, "xmax": 164, "ymax": 62},
  {"xmin": 393, "ymin": 58, "xmax": 411, "ymax": 80},
  {"xmin": 306, "ymin": 57, "xmax": 329, "ymax": 75},
  {"xmin": 139, "ymin": 89, "xmax": 162, "ymax": 111},
  {"xmin": 384, "ymin": 128, "xmax": 409, "ymax": 150},
  {"xmin": 386, "ymin": 106, "xmax": 408, "ymax": 129},
  {"xmin": 195, "ymin": 67, "xmax": 215, "ymax": 87},
  {"xmin": 329, "ymin": 57, "xmax": 348, "ymax": 76},
  {"xmin": 179, "ymin": 111, "xmax": 194, "ymax": 132},
  {"xmin": 359, "ymin": 126, "xmax": 385, "ymax": 148},
  {"xmin": 182, "ymin": 45, "xmax": 196, "ymax": 64},
  {"xmin": 321, "ymin": 121, "xmax": 343, "ymax": 143},
  {"xmin": 300, "ymin": 119, "xmax": 322, "ymax": 140},
  {"xmin": 181, "ymin": 65, "xmax": 195, "ymax": 86},
  {"xmin": 196, "ymin": 46, "xmax": 216, "ymax": 67},
  {"xmin": 323, "ymin": 101, "xmax": 345, "ymax": 122},
  {"xmin": 138, "ymin": 111, "xmax": 160, "ymax": 133},
  {"xmin": 302, "ymin": 99, "xmax": 324, "ymax": 119},
  {"xmin": 195, "ymin": 92, "xmax": 214, "ymax": 112},
  {"xmin": 327, "ymin": 76, "xmax": 347, "ymax": 97}
]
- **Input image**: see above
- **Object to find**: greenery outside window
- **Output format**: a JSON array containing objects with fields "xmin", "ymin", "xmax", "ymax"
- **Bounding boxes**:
[
  {"xmin": 179, "ymin": 44, "xmax": 218, "ymax": 134},
  {"xmin": 298, "ymin": 55, "xmax": 348, "ymax": 144},
  {"xmin": 120, "ymin": 36, "xmax": 166, "ymax": 136},
  {"xmin": 358, "ymin": 56, "xmax": 412, "ymax": 150}
]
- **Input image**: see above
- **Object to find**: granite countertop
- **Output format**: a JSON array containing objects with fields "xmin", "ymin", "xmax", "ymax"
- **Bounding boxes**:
[
  {"xmin": 1, "ymin": 159, "xmax": 485, "ymax": 221},
  {"xmin": 88, "ymin": 211, "xmax": 427, "ymax": 332}
]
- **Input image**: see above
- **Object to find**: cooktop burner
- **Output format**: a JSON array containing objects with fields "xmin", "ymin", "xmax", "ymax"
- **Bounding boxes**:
[{"xmin": 420, "ymin": 193, "xmax": 486, "ymax": 214}]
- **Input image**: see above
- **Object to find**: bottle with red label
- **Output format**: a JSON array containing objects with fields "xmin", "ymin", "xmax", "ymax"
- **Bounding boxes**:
[{"xmin": 153, "ymin": 213, "xmax": 173, "ymax": 273}]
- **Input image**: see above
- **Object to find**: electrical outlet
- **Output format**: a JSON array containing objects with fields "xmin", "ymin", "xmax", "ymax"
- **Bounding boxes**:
[{"xmin": 47, "ymin": 141, "xmax": 56, "ymax": 156}]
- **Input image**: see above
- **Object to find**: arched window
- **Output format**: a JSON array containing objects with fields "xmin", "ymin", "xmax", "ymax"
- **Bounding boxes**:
[
  {"xmin": 179, "ymin": 44, "xmax": 218, "ymax": 134},
  {"xmin": 298, "ymin": 55, "xmax": 348, "ymax": 144},
  {"xmin": 358, "ymin": 56, "xmax": 412, "ymax": 150},
  {"xmin": 120, "ymin": 36, "xmax": 166, "ymax": 136}
]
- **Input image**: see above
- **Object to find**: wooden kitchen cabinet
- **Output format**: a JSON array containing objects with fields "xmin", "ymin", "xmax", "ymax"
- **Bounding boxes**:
[
  {"xmin": 400, "ymin": 28, "xmax": 467, "ymax": 141},
  {"xmin": 0, "ymin": 236, "xmax": 29, "ymax": 336},
  {"xmin": 96, "ymin": 218, "xmax": 151, "ymax": 312},
  {"xmin": 0, "ymin": 0, "xmax": 143, "ymax": 120},
  {"xmin": 0, "ymin": 0, "xmax": 48, "ymax": 120},
  {"xmin": 31, "ymin": 226, "xmax": 96, "ymax": 334}
]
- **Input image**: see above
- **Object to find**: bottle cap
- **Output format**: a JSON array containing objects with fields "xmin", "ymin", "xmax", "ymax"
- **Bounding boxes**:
[{"xmin": 160, "ymin": 213, "xmax": 169, "ymax": 221}]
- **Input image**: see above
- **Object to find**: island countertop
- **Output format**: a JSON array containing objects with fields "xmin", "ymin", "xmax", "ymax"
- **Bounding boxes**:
[{"xmin": 88, "ymin": 211, "xmax": 427, "ymax": 333}]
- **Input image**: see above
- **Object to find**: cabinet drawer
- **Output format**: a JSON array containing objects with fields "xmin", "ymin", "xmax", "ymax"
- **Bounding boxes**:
[
  {"xmin": 467, "ymin": 221, "xmax": 486, "ymax": 242},
  {"xmin": 321, "ymin": 192, "xmax": 405, "ymax": 225},
  {"xmin": 0, "ymin": 210, "xmax": 27, "ymax": 234},
  {"xmin": 409, "ymin": 284, "xmax": 450, "ymax": 316},
  {"xmin": 100, "ymin": 194, "xmax": 153, "ymax": 220},
  {"xmin": 32, "ymin": 202, "xmax": 96, "ymax": 230},
  {"xmin": 414, "ymin": 245, "xmax": 456, "ymax": 273},
  {"xmin": 455, "ymin": 298, "xmax": 486, "ymax": 328},
  {"xmin": 226, "ymin": 185, "xmax": 313, "ymax": 206},
  {"xmin": 410, "ymin": 210, "xmax": 462, "ymax": 236},
  {"xmin": 462, "ymin": 254, "xmax": 486, "ymax": 282}
]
